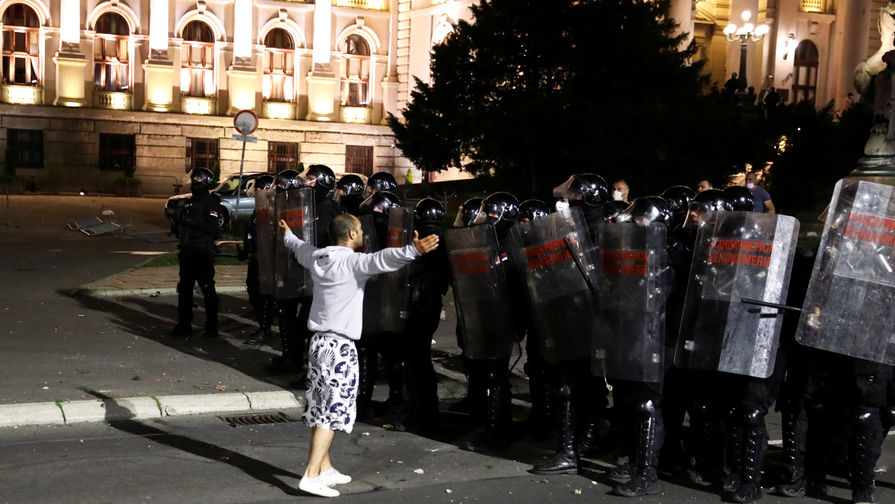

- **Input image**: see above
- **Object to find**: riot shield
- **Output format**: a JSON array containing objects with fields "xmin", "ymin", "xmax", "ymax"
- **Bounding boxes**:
[
  {"xmin": 446, "ymin": 224, "xmax": 516, "ymax": 360},
  {"xmin": 362, "ymin": 208, "xmax": 414, "ymax": 335},
  {"xmin": 508, "ymin": 207, "xmax": 599, "ymax": 365},
  {"xmin": 592, "ymin": 222, "xmax": 667, "ymax": 382},
  {"xmin": 254, "ymin": 187, "xmax": 277, "ymax": 296},
  {"xmin": 795, "ymin": 179, "xmax": 895, "ymax": 364},
  {"xmin": 356, "ymin": 215, "xmax": 380, "ymax": 254},
  {"xmin": 274, "ymin": 187, "xmax": 316, "ymax": 299},
  {"xmin": 675, "ymin": 212, "xmax": 799, "ymax": 378}
]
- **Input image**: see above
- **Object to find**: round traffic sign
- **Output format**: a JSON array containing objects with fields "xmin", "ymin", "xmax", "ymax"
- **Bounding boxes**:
[{"xmin": 234, "ymin": 109, "xmax": 258, "ymax": 135}]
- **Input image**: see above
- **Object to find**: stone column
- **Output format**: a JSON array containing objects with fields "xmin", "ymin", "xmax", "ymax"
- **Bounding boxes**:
[
  {"xmin": 306, "ymin": 0, "xmax": 338, "ymax": 121},
  {"xmin": 228, "ymin": 0, "xmax": 257, "ymax": 113},
  {"xmin": 53, "ymin": 0, "xmax": 87, "ymax": 106},
  {"xmin": 381, "ymin": 0, "xmax": 400, "ymax": 124},
  {"xmin": 670, "ymin": 0, "xmax": 694, "ymax": 50},
  {"xmin": 144, "ymin": 0, "xmax": 175, "ymax": 111}
]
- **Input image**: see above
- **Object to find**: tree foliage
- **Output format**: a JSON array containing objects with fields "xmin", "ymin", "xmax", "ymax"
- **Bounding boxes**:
[{"xmin": 389, "ymin": 0, "xmax": 871, "ymax": 206}]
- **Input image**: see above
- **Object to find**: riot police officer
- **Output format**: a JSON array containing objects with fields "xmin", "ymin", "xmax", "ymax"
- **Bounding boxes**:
[
  {"xmin": 242, "ymin": 173, "xmax": 276, "ymax": 345},
  {"xmin": 356, "ymin": 190, "xmax": 406, "ymax": 419},
  {"xmin": 170, "ymin": 167, "xmax": 225, "ymax": 338},
  {"xmin": 267, "ymin": 170, "xmax": 310, "ymax": 372},
  {"xmin": 336, "ymin": 173, "xmax": 365, "ymax": 215},
  {"xmin": 660, "ymin": 185, "xmax": 695, "ymax": 230},
  {"xmin": 528, "ymin": 174, "xmax": 611, "ymax": 473},
  {"xmin": 464, "ymin": 191, "xmax": 522, "ymax": 451},
  {"xmin": 600, "ymin": 197, "xmax": 674, "ymax": 496},
  {"xmin": 364, "ymin": 171, "xmax": 399, "ymax": 199},
  {"xmin": 398, "ymin": 198, "xmax": 450, "ymax": 432}
]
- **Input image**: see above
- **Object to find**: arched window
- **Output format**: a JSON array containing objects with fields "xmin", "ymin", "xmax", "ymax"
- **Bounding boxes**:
[
  {"xmin": 262, "ymin": 28, "xmax": 294, "ymax": 102},
  {"xmin": 93, "ymin": 12, "xmax": 129, "ymax": 91},
  {"xmin": 2, "ymin": 4, "xmax": 40, "ymax": 85},
  {"xmin": 181, "ymin": 20, "xmax": 215, "ymax": 97},
  {"xmin": 341, "ymin": 34, "xmax": 370, "ymax": 107},
  {"xmin": 431, "ymin": 21, "xmax": 453, "ymax": 46},
  {"xmin": 792, "ymin": 40, "xmax": 819, "ymax": 103}
]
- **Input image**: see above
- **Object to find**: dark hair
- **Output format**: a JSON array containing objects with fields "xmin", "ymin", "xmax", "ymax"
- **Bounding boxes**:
[{"xmin": 329, "ymin": 214, "xmax": 359, "ymax": 244}]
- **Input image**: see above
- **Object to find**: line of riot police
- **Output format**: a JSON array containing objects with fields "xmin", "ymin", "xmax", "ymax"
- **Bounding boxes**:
[
  {"xmin": 443, "ymin": 174, "xmax": 895, "ymax": 504},
  {"xmin": 176, "ymin": 164, "xmax": 895, "ymax": 504}
]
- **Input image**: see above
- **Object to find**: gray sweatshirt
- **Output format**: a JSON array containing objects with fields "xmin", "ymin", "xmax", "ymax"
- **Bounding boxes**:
[{"xmin": 283, "ymin": 229, "xmax": 419, "ymax": 340}]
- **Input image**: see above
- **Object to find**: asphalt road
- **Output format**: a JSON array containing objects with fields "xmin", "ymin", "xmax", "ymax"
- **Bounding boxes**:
[{"xmin": 1, "ymin": 413, "xmax": 894, "ymax": 504}]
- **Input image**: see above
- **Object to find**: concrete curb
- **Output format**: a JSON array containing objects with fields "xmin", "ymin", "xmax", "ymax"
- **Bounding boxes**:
[
  {"xmin": 0, "ymin": 390, "xmax": 304, "ymax": 428},
  {"xmin": 86, "ymin": 285, "xmax": 246, "ymax": 298}
]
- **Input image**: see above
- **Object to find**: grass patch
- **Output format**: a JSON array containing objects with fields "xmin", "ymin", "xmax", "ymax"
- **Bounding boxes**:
[{"xmin": 139, "ymin": 243, "xmax": 247, "ymax": 268}]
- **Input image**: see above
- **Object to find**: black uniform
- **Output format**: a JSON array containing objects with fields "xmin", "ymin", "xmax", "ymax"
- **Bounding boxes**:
[
  {"xmin": 399, "ymin": 221, "xmax": 450, "ymax": 431},
  {"xmin": 172, "ymin": 188, "xmax": 225, "ymax": 337}
]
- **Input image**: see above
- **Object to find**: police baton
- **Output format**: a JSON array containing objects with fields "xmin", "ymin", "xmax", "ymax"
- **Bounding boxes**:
[{"xmin": 740, "ymin": 298, "xmax": 802, "ymax": 312}]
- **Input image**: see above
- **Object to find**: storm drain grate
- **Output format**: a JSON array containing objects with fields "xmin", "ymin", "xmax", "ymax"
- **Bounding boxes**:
[{"xmin": 218, "ymin": 411, "xmax": 298, "ymax": 428}]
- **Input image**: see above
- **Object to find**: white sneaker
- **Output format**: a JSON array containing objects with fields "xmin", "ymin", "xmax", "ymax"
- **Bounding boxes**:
[
  {"xmin": 320, "ymin": 468, "xmax": 352, "ymax": 486},
  {"xmin": 298, "ymin": 476, "xmax": 340, "ymax": 497}
]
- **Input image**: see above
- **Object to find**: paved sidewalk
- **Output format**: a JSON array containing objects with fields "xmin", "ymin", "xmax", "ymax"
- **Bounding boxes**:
[{"xmin": 84, "ymin": 264, "xmax": 248, "ymax": 297}]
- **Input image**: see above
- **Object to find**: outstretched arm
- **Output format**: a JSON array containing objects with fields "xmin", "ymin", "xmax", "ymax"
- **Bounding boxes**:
[
  {"xmin": 280, "ymin": 219, "xmax": 317, "ymax": 269},
  {"xmin": 353, "ymin": 231, "xmax": 440, "ymax": 277}
]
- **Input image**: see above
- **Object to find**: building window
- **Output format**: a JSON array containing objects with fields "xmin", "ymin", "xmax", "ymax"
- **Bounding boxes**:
[
  {"xmin": 340, "ymin": 34, "xmax": 370, "ymax": 107},
  {"xmin": 262, "ymin": 28, "xmax": 295, "ymax": 102},
  {"xmin": 185, "ymin": 138, "xmax": 219, "ymax": 173},
  {"xmin": 94, "ymin": 13, "xmax": 130, "ymax": 92},
  {"xmin": 346, "ymin": 145, "xmax": 373, "ymax": 176},
  {"xmin": 268, "ymin": 142, "xmax": 299, "ymax": 173},
  {"xmin": 1, "ymin": 4, "xmax": 40, "ymax": 86},
  {"xmin": 181, "ymin": 21, "xmax": 215, "ymax": 97},
  {"xmin": 6, "ymin": 128, "xmax": 42, "ymax": 168},
  {"xmin": 98, "ymin": 133, "xmax": 135, "ymax": 171},
  {"xmin": 793, "ymin": 40, "xmax": 819, "ymax": 103},
  {"xmin": 799, "ymin": 0, "xmax": 825, "ymax": 13}
]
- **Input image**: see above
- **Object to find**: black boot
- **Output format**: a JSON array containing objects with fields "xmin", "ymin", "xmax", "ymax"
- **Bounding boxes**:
[
  {"xmin": 776, "ymin": 406, "xmax": 807, "ymax": 497},
  {"xmin": 612, "ymin": 400, "xmax": 662, "ymax": 497},
  {"xmin": 202, "ymin": 289, "xmax": 219, "ymax": 338},
  {"xmin": 850, "ymin": 408, "xmax": 881, "ymax": 504},
  {"xmin": 526, "ymin": 366, "xmax": 555, "ymax": 441},
  {"xmin": 530, "ymin": 385, "xmax": 578, "ymax": 474},
  {"xmin": 244, "ymin": 297, "xmax": 274, "ymax": 345},
  {"xmin": 171, "ymin": 282, "xmax": 194, "ymax": 336},
  {"xmin": 727, "ymin": 408, "xmax": 767, "ymax": 503},
  {"xmin": 468, "ymin": 383, "xmax": 513, "ymax": 452},
  {"xmin": 723, "ymin": 406, "xmax": 743, "ymax": 493}
]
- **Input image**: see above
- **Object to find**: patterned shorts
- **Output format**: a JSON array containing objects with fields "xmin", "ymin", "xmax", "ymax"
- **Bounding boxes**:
[{"xmin": 302, "ymin": 333, "xmax": 359, "ymax": 433}]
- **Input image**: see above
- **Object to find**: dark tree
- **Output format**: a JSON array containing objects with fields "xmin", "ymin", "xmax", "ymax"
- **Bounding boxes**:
[{"xmin": 389, "ymin": 0, "xmax": 757, "ymax": 196}]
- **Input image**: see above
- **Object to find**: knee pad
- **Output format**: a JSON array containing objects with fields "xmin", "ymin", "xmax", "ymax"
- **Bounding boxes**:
[
  {"xmin": 882, "ymin": 407, "xmax": 895, "ymax": 429},
  {"xmin": 558, "ymin": 384, "xmax": 573, "ymax": 400},
  {"xmin": 637, "ymin": 399, "xmax": 658, "ymax": 417},
  {"xmin": 742, "ymin": 407, "xmax": 765, "ymax": 428},
  {"xmin": 855, "ymin": 408, "xmax": 879, "ymax": 429}
]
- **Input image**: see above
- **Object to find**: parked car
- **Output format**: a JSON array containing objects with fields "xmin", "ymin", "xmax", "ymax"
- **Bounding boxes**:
[{"xmin": 165, "ymin": 173, "xmax": 268, "ymax": 235}]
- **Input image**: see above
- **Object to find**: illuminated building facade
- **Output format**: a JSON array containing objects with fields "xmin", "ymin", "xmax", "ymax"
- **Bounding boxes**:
[
  {"xmin": 0, "ymin": 0, "xmax": 884, "ymax": 194},
  {"xmin": 0, "ymin": 0, "xmax": 474, "ymax": 194}
]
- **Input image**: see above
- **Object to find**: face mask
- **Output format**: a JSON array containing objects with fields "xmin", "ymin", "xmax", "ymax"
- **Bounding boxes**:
[
  {"xmin": 612, "ymin": 191, "xmax": 624, "ymax": 201},
  {"xmin": 190, "ymin": 181, "xmax": 208, "ymax": 194},
  {"xmin": 555, "ymin": 200, "xmax": 570, "ymax": 212},
  {"xmin": 746, "ymin": 183, "xmax": 755, "ymax": 189}
]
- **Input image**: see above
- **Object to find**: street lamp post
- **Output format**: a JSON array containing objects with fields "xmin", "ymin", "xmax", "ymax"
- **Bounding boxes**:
[{"xmin": 724, "ymin": 10, "xmax": 769, "ymax": 89}]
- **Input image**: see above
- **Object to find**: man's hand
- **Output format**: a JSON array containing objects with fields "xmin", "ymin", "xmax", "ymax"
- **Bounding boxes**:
[
  {"xmin": 279, "ymin": 219, "xmax": 291, "ymax": 233},
  {"xmin": 413, "ymin": 230, "xmax": 439, "ymax": 255}
]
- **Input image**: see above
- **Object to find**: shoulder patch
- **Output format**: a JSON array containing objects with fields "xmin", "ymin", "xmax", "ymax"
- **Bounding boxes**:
[{"xmin": 209, "ymin": 210, "xmax": 220, "ymax": 218}]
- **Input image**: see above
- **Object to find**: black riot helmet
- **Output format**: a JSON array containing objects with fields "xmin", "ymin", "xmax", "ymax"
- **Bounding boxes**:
[
  {"xmin": 336, "ymin": 174, "xmax": 365, "ymax": 197},
  {"xmin": 472, "ymin": 191, "xmax": 519, "ymax": 226},
  {"xmin": 358, "ymin": 190, "xmax": 402, "ymax": 215},
  {"xmin": 553, "ymin": 173, "xmax": 609, "ymax": 207},
  {"xmin": 684, "ymin": 188, "xmax": 733, "ymax": 229},
  {"xmin": 615, "ymin": 197, "xmax": 670, "ymax": 226},
  {"xmin": 603, "ymin": 200, "xmax": 631, "ymax": 222},
  {"xmin": 248, "ymin": 174, "xmax": 275, "ymax": 197},
  {"xmin": 519, "ymin": 199, "xmax": 551, "ymax": 222},
  {"xmin": 305, "ymin": 164, "xmax": 335, "ymax": 191},
  {"xmin": 723, "ymin": 185, "xmax": 756, "ymax": 212},
  {"xmin": 275, "ymin": 169, "xmax": 304, "ymax": 191},
  {"xmin": 190, "ymin": 167, "xmax": 217, "ymax": 192},
  {"xmin": 455, "ymin": 197, "xmax": 483, "ymax": 227},
  {"xmin": 414, "ymin": 198, "xmax": 445, "ymax": 226},
  {"xmin": 660, "ymin": 185, "xmax": 695, "ymax": 217},
  {"xmin": 365, "ymin": 172, "xmax": 398, "ymax": 197},
  {"xmin": 647, "ymin": 196, "xmax": 674, "ymax": 227}
]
